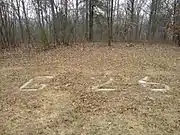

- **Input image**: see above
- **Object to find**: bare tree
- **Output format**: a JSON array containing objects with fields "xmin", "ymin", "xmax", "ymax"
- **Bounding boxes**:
[
  {"xmin": 85, "ymin": 0, "xmax": 89, "ymax": 40},
  {"xmin": 21, "ymin": 0, "xmax": 31, "ymax": 45},
  {"xmin": 129, "ymin": 0, "xmax": 135, "ymax": 40},
  {"xmin": 16, "ymin": 0, "xmax": 24, "ymax": 42},
  {"xmin": 89, "ymin": 0, "xmax": 94, "ymax": 41},
  {"xmin": 49, "ymin": 0, "xmax": 59, "ymax": 45},
  {"xmin": 0, "ymin": 0, "xmax": 179, "ymax": 50},
  {"xmin": 175, "ymin": 0, "xmax": 180, "ymax": 46},
  {"xmin": 74, "ymin": 0, "xmax": 78, "ymax": 41},
  {"xmin": 108, "ymin": 0, "xmax": 114, "ymax": 46},
  {"xmin": 34, "ymin": 0, "xmax": 49, "ymax": 47}
]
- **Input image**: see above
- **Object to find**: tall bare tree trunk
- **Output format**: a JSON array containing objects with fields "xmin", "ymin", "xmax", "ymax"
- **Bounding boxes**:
[
  {"xmin": 108, "ymin": 0, "xmax": 113, "ymax": 46},
  {"xmin": 1, "ymin": 3, "xmax": 10, "ymax": 47},
  {"xmin": 139, "ymin": 15, "xmax": 144, "ymax": 40},
  {"xmin": 0, "ymin": 4, "xmax": 7, "ymax": 48},
  {"xmin": 49, "ymin": 0, "xmax": 59, "ymax": 45},
  {"xmin": 148, "ymin": 0, "xmax": 155, "ymax": 40},
  {"xmin": 148, "ymin": 0, "xmax": 160, "ymax": 41},
  {"xmin": 74, "ymin": 0, "xmax": 78, "ymax": 42},
  {"xmin": 135, "ymin": 11, "xmax": 140, "ymax": 40},
  {"xmin": 89, "ymin": 0, "xmax": 93, "ymax": 41},
  {"xmin": 130, "ymin": 0, "xmax": 134, "ymax": 41},
  {"xmin": 21, "ymin": 0, "xmax": 31, "ymax": 45},
  {"xmin": 107, "ymin": 0, "xmax": 110, "ymax": 45},
  {"xmin": 173, "ymin": 0, "xmax": 177, "ymax": 41},
  {"xmin": 16, "ymin": 0, "xmax": 24, "ymax": 43},
  {"xmin": 35, "ymin": 0, "xmax": 48, "ymax": 48},
  {"xmin": 110, "ymin": 0, "xmax": 114, "ymax": 46},
  {"xmin": 176, "ymin": 0, "xmax": 180, "ymax": 46},
  {"xmin": 85, "ymin": 0, "xmax": 88, "ymax": 40},
  {"xmin": 116, "ymin": 0, "xmax": 120, "ymax": 39},
  {"xmin": 61, "ymin": 0, "xmax": 68, "ymax": 45}
]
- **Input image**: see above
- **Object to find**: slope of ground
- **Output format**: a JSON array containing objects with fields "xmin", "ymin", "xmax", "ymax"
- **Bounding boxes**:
[{"xmin": 0, "ymin": 43, "xmax": 180, "ymax": 135}]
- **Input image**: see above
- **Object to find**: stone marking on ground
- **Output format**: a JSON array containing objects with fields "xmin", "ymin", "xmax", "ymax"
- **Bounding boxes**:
[
  {"xmin": 92, "ymin": 78, "xmax": 116, "ymax": 92},
  {"xmin": 138, "ymin": 76, "xmax": 170, "ymax": 92},
  {"xmin": 20, "ymin": 75, "xmax": 54, "ymax": 91},
  {"xmin": 0, "ymin": 67, "xmax": 23, "ymax": 72}
]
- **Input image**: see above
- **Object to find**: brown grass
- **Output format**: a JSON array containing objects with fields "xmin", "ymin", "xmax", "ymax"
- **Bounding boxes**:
[{"xmin": 0, "ymin": 43, "xmax": 180, "ymax": 135}]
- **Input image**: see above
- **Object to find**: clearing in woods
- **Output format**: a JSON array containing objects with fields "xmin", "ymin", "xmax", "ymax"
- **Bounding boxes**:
[{"xmin": 0, "ymin": 43, "xmax": 180, "ymax": 135}]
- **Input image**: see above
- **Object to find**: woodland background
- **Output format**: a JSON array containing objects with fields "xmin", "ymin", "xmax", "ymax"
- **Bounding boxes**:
[{"xmin": 0, "ymin": 0, "xmax": 180, "ymax": 49}]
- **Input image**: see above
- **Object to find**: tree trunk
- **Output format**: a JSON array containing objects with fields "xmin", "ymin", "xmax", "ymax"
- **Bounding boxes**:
[
  {"xmin": 109, "ymin": 0, "xmax": 113, "ymax": 46},
  {"xmin": 130, "ymin": 0, "xmax": 134, "ymax": 41},
  {"xmin": 177, "ymin": 0, "xmax": 180, "ymax": 46},
  {"xmin": 148, "ymin": 0, "xmax": 155, "ymax": 40},
  {"xmin": 85, "ymin": 0, "xmax": 88, "ymax": 40},
  {"xmin": 173, "ymin": 0, "xmax": 177, "ymax": 41},
  {"xmin": 108, "ymin": 0, "xmax": 113, "ymax": 46},
  {"xmin": 89, "ymin": 0, "xmax": 93, "ymax": 41},
  {"xmin": 74, "ymin": 0, "xmax": 78, "ymax": 42},
  {"xmin": 16, "ymin": 0, "xmax": 24, "ymax": 43},
  {"xmin": 49, "ymin": 0, "xmax": 59, "ymax": 45},
  {"xmin": 21, "ymin": 0, "xmax": 31, "ymax": 45},
  {"xmin": 35, "ymin": 0, "xmax": 48, "ymax": 48},
  {"xmin": 107, "ymin": 0, "xmax": 110, "ymax": 45},
  {"xmin": 116, "ymin": 0, "xmax": 120, "ymax": 39},
  {"xmin": 62, "ymin": 0, "xmax": 68, "ymax": 45},
  {"xmin": 135, "ymin": 11, "xmax": 140, "ymax": 40}
]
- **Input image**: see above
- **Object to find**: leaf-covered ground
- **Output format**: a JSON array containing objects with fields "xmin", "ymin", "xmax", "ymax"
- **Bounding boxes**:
[{"xmin": 0, "ymin": 43, "xmax": 180, "ymax": 135}]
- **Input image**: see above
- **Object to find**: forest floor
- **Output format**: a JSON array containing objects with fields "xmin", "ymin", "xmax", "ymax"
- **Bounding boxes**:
[{"xmin": 0, "ymin": 43, "xmax": 180, "ymax": 135}]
